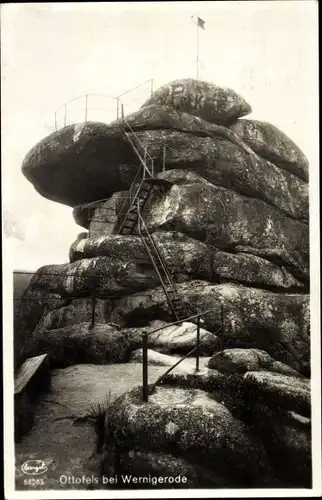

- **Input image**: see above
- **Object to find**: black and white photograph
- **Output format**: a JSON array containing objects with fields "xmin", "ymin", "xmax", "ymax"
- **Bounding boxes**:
[{"xmin": 2, "ymin": 1, "xmax": 320, "ymax": 498}]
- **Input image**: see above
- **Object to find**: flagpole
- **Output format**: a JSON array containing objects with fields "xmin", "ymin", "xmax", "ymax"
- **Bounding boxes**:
[{"xmin": 196, "ymin": 16, "xmax": 199, "ymax": 80}]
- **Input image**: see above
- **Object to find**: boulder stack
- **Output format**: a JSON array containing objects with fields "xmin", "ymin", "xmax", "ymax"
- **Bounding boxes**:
[{"xmin": 18, "ymin": 78, "xmax": 310, "ymax": 488}]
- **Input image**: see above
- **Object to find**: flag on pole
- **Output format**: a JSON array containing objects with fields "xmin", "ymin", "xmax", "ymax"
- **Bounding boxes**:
[
  {"xmin": 191, "ymin": 15, "xmax": 206, "ymax": 30},
  {"xmin": 197, "ymin": 16, "xmax": 205, "ymax": 30}
]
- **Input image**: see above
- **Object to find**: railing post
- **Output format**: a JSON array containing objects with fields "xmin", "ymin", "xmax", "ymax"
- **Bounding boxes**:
[
  {"xmin": 221, "ymin": 303, "xmax": 224, "ymax": 354},
  {"xmin": 85, "ymin": 95, "xmax": 88, "ymax": 122},
  {"xmin": 90, "ymin": 276, "xmax": 100, "ymax": 329},
  {"xmin": 162, "ymin": 145, "xmax": 166, "ymax": 172},
  {"xmin": 137, "ymin": 198, "xmax": 141, "ymax": 223},
  {"xmin": 144, "ymin": 142, "xmax": 147, "ymax": 165},
  {"xmin": 64, "ymin": 103, "xmax": 67, "ymax": 127},
  {"xmin": 121, "ymin": 103, "xmax": 124, "ymax": 121},
  {"xmin": 91, "ymin": 285, "xmax": 96, "ymax": 329},
  {"xmin": 142, "ymin": 331, "xmax": 149, "ymax": 402},
  {"xmin": 196, "ymin": 315, "xmax": 200, "ymax": 372}
]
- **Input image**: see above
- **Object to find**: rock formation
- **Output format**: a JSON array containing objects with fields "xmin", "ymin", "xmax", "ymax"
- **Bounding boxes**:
[{"xmin": 17, "ymin": 78, "xmax": 310, "ymax": 488}]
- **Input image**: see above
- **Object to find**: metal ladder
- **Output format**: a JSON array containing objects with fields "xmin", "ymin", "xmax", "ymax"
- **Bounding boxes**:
[
  {"xmin": 116, "ymin": 103, "xmax": 186, "ymax": 322},
  {"xmin": 137, "ymin": 205, "xmax": 186, "ymax": 322},
  {"xmin": 116, "ymin": 108, "xmax": 165, "ymax": 235}
]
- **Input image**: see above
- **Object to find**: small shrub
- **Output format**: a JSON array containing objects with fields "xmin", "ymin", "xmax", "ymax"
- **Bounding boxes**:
[{"xmin": 87, "ymin": 391, "xmax": 117, "ymax": 453}]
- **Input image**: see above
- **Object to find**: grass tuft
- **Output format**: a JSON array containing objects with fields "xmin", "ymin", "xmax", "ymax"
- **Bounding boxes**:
[{"xmin": 87, "ymin": 391, "xmax": 117, "ymax": 454}]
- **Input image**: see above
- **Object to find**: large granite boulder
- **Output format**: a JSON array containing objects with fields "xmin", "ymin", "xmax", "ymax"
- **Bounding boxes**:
[
  {"xmin": 239, "ymin": 400, "xmax": 311, "ymax": 487},
  {"xmin": 22, "ymin": 124, "xmax": 308, "ymax": 222},
  {"xmin": 265, "ymin": 411, "xmax": 311, "ymax": 486},
  {"xmin": 208, "ymin": 348, "xmax": 302, "ymax": 377},
  {"xmin": 15, "ymin": 288, "xmax": 68, "ymax": 367},
  {"xmin": 213, "ymin": 251, "xmax": 305, "ymax": 290},
  {"xmin": 112, "ymin": 103, "xmax": 254, "ymax": 153},
  {"xmin": 88, "ymin": 174, "xmax": 308, "ymax": 280},
  {"xmin": 21, "ymin": 123, "xmax": 130, "ymax": 206},
  {"xmin": 102, "ymin": 385, "xmax": 279, "ymax": 487},
  {"xmin": 132, "ymin": 131, "xmax": 308, "ymax": 222},
  {"xmin": 31, "ymin": 297, "xmax": 112, "ymax": 337},
  {"xmin": 28, "ymin": 322, "xmax": 131, "ymax": 368},
  {"xmin": 69, "ymin": 232, "xmax": 214, "ymax": 285},
  {"xmin": 229, "ymin": 119, "xmax": 309, "ymax": 182},
  {"xmin": 141, "ymin": 78, "xmax": 252, "ymax": 124},
  {"xmin": 68, "ymin": 233, "xmax": 304, "ymax": 291},
  {"xmin": 243, "ymin": 371, "xmax": 310, "ymax": 416}
]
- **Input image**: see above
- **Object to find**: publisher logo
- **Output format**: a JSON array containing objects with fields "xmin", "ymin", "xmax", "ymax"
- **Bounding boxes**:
[{"xmin": 21, "ymin": 460, "xmax": 48, "ymax": 476}]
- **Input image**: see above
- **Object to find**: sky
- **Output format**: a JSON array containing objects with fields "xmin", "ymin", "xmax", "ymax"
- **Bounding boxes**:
[{"xmin": 1, "ymin": 1, "xmax": 319, "ymax": 271}]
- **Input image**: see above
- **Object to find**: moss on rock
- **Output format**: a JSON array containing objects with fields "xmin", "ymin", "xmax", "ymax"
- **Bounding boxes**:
[{"xmin": 103, "ymin": 385, "xmax": 279, "ymax": 487}]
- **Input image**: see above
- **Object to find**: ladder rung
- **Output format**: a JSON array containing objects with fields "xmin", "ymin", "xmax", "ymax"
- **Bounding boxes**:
[
  {"xmin": 140, "ymin": 184, "xmax": 152, "ymax": 192},
  {"xmin": 122, "ymin": 219, "xmax": 135, "ymax": 226},
  {"xmin": 170, "ymin": 294, "xmax": 180, "ymax": 299},
  {"xmin": 139, "ymin": 192, "xmax": 150, "ymax": 199}
]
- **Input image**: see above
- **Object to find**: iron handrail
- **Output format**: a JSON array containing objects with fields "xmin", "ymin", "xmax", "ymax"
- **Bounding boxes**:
[
  {"xmin": 123, "ymin": 129, "xmax": 154, "ymax": 178},
  {"xmin": 117, "ymin": 78, "xmax": 153, "ymax": 98},
  {"xmin": 120, "ymin": 116, "xmax": 155, "ymax": 174},
  {"xmin": 55, "ymin": 93, "xmax": 117, "ymax": 112},
  {"xmin": 145, "ymin": 305, "xmax": 223, "ymax": 337},
  {"xmin": 123, "ymin": 123, "xmax": 155, "ymax": 164},
  {"xmin": 149, "ymin": 322, "xmax": 224, "ymax": 394},
  {"xmin": 54, "ymin": 78, "xmax": 153, "ymax": 129},
  {"xmin": 138, "ymin": 210, "xmax": 184, "ymax": 314}
]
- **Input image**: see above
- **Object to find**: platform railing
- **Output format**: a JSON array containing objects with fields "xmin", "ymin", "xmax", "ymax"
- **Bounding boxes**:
[{"xmin": 54, "ymin": 79, "xmax": 154, "ymax": 131}]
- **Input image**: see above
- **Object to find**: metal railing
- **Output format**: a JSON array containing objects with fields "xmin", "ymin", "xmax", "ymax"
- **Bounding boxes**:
[
  {"xmin": 119, "ymin": 101, "xmax": 155, "ymax": 176},
  {"xmin": 54, "ymin": 79, "xmax": 154, "ymax": 131},
  {"xmin": 137, "ymin": 203, "xmax": 185, "ymax": 322},
  {"xmin": 140, "ymin": 306, "xmax": 225, "ymax": 402}
]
